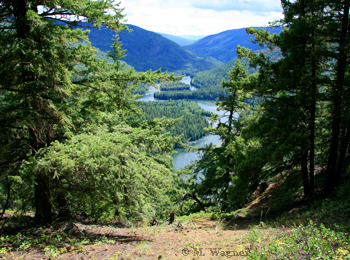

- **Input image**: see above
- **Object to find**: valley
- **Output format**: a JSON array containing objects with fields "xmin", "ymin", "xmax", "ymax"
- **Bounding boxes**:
[
  {"xmin": 85, "ymin": 23, "xmax": 245, "ymax": 172},
  {"xmin": 109, "ymin": 24, "xmax": 278, "ymax": 172},
  {"xmin": 2, "ymin": 2, "xmax": 350, "ymax": 259}
]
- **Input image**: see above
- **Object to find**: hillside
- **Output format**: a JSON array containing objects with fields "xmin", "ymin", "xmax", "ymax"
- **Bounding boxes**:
[
  {"xmin": 85, "ymin": 24, "xmax": 222, "ymax": 73},
  {"xmin": 191, "ymin": 48, "xmax": 281, "ymax": 88},
  {"xmin": 157, "ymin": 32, "xmax": 195, "ymax": 46},
  {"xmin": 184, "ymin": 27, "xmax": 283, "ymax": 63},
  {"xmin": 191, "ymin": 59, "xmax": 238, "ymax": 88}
]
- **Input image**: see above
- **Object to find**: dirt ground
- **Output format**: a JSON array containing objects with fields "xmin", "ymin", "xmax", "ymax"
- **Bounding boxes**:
[{"xmin": 3, "ymin": 219, "xmax": 254, "ymax": 260}]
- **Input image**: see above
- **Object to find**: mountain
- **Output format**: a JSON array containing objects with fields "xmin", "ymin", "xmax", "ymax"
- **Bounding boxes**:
[
  {"xmin": 157, "ymin": 33, "xmax": 207, "ymax": 46},
  {"xmin": 184, "ymin": 27, "xmax": 283, "ymax": 63},
  {"xmin": 157, "ymin": 33, "xmax": 195, "ymax": 46},
  {"xmin": 191, "ymin": 59, "xmax": 245, "ymax": 89},
  {"xmin": 84, "ymin": 24, "xmax": 222, "ymax": 74},
  {"xmin": 191, "ymin": 48, "xmax": 281, "ymax": 89},
  {"xmin": 179, "ymin": 35, "xmax": 207, "ymax": 42}
]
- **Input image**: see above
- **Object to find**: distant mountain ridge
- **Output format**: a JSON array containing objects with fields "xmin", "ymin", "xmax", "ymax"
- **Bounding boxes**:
[
  {"xmin": 179, "ymin": 35, "xmax": 207, "ymax": 41},
  {"xmin": 158, "ymin": 33, "xmax": 207, "ymax": 46},
  {"xmin": 83, "ymin": 24, "xmax": 222, "ymax": 74},
  {"xmin": 184, "ymin": 27, "xmax": 283, "ymax": 63},
  {"xmin": 75, "ymin": 22, "xmax": 281, "ymax": 75},
  {"xmin": 157, "ymin": 33, "xmax": 195, "ymax": 46}
]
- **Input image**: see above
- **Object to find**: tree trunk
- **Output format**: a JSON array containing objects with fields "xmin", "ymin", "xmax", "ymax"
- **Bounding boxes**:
[
  {"xmin": 336, "ymin": 125, "xmax": 350, "ymax": 177},
  {"xmin": 299, "ymin": 0, "xmax": 311, "ymax": 198},
  {"xmin": 325, "ymin": 3, "xmax": 350, "ymax": 192},
  {"xmin": 301, "ymin": 150, "xmax": 311, "ymax": 197},
  {"xmin": 168, "ymin": 211, "xmax": 175, "ymax": 224},
  {"xmin": 35, "ymin": 172, "xmax": 53, "ymax": 224},
  {"xmin": 191, "ymin": 193, "xmax": 206, "ymax": 212},
  {"xmin": 309, "ymin": 37, "xmax": 316, "ymax": 193},
  {"xmin": 55, "ymin": 179, "xmax": 71, "ymax": 219},
  {"xmin": 13, "ymin": 0, "xmax": 55, "ymax": 225}
]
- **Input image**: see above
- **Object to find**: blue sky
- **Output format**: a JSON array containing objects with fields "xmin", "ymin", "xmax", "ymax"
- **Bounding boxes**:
[{"xmin": 120, "ymin": 0, "xmax": 284, "ymax": 36}]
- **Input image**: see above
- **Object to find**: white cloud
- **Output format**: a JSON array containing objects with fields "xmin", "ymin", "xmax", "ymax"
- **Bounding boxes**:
[
  {"xmin": 187, "ymin": 0, "xmax": 283, "ymax": 12},
  {"xmin": 120, "ymin": 0, "xmax": 284, "ymax": 36}
]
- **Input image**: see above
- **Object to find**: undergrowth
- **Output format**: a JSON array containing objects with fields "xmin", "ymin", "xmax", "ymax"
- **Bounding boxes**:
[
  {"xmin": 0, "ymin": 225, "xmax": 117, "ymax": 258},
  {"xmin": 245, "ymin": 221, "xmax": 350, "ymax": 259},
  {"xmin": 241, "ymin": 181, "xmax": 350, "ymax": 259}
]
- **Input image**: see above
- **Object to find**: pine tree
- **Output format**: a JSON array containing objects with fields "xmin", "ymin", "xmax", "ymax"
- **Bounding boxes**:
[
  {"xmin": 323, "ymin": 0, "xmax": 350, "ymax": 191},
  {"xmin": 184, "ymin": 0, "xmax": 350, "ymax": 212},
  {"xmin": 188, "ymin": 60, "xmax": 251, "ymax": 210},
  {"xmin": 0, "ymin": 0, "xmax": 180, "ymax": 223},
  {"xmin": 234, "ymin": 0, "xmax": 338, "ymax": 198},
  {"xmin": 235, "ymin": 0, "xmax": 350, "ymax": 197}
]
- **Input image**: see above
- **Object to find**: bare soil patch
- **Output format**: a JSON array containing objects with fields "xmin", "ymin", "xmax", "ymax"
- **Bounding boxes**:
[{"xmin": 1, "ymin": 218, "xmax": 254, "ymax": 259}]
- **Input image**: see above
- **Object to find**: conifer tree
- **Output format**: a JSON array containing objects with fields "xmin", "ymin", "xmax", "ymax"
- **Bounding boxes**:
[
  {"xmin": 235, "ymin": 0, "xmax": 337, "ymax": 198},
  {"xmin": 188, "ymin": 60, "xmax": 251, "ymax": 211},
  {"xmin": 188, "ymin": 0, "xmax": 350, "ymax": 211},
  {"xmin": 323, "ymin": 0, "xmax": 350, "ymax": 191},
  {"xmin": 0, "ymin": 0, "xmax": 180, "ymax": 223},
  {"xmin": 233, "ymin": 0, "xmax": 350, "ymax": 197}
]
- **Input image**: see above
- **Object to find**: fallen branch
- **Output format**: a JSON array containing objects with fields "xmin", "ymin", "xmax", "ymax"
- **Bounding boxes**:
[{"xmin": 149, "ymin": 215, "xmax": 159, "ymax": 226}]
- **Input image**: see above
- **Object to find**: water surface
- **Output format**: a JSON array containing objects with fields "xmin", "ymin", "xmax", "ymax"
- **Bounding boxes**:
[{"xmin": 137, "ymin": 77, "xmax": 225, "ymax": 170}]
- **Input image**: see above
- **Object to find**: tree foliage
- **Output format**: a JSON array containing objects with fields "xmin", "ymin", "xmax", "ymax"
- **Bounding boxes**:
[
  {"xmin": 0, "ymin": 0, "xmax": 181, "ymax": 224},
  {"xmin": 186, "ymin": 60, "xmax": 253, "ymax": 211},
  {"xmin": 185, "ymin": 0, "xmax": 350, "ymax": 212}
]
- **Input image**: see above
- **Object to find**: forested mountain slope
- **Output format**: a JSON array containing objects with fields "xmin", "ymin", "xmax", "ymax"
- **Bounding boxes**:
[
  {"xmin": 191, "ymin": 59, "xmax": 240, "ymax": 89},
  {"xmin": 85, "ymin": 24, "xmax": 222, "ymax": 73},
  {"xmin": 184, "ymin": 27, "xmax": 282, "ymax": 63},
  {"xmin": 191, "ymin": 48, "xmax": 281, "ymax": 88}
]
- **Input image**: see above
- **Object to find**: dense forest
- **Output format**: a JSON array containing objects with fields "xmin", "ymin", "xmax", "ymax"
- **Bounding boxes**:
[
  {"xmin": 190, "ymin": 48, "xmax": 281, "ymax": 89},
  {"xmin": 159, "ymin": 82, "xmax": 191, "ymax": 91},
  {"xmin": 132, "ymin": 83, "xmax": 150, "ymax": 95},
  {"xmin": 184, "ymin": 27, "xmax": 283, "ymax": 63},
  {"xmin": 139, "ymin": 101, "xmax": 210, "ymax": 148},
  {"xmin": 85, "ymin": 23, "xmax": 223, "ymax": 74},
  {"xmin": 154, "ymin": 86, "xmax": 229, "ymax": 100},
  {"xmin": 1, "ymin": 0, "xmax": 350, "ymax": 221}
]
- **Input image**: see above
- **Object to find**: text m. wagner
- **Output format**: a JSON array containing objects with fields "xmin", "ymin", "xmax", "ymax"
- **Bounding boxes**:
[{"xmin": 183, "ymin": 247, "xmax": 250, "ymax": 257}]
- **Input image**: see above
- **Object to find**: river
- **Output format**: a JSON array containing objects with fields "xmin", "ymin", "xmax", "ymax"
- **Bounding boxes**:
[{"xmin": 137, "ymin": 76, "xmax": 225, "ymax": 169}]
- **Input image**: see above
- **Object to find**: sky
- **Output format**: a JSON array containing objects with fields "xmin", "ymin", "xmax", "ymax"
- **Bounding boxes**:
[{"xmin": 119, "ymin": 0, "xmax": 284, "ymax": 36}]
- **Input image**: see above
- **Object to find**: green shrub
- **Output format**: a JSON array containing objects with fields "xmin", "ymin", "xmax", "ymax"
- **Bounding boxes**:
[{"xmin": 246, "ymin": 221, "xmax": 350, "ymax": 259}]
